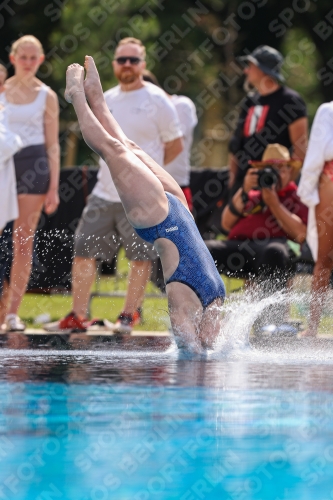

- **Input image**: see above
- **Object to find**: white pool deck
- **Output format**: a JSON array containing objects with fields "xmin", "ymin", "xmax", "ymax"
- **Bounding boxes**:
[
  {"xmin": 0, "ymin": 328, "xmax": 170, "ymax": 337},
  {"xmin": 0, "ymin": 328, "xmax": 332, "ymax": 339}
]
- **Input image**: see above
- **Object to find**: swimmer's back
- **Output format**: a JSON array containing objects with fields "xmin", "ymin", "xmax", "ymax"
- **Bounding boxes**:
[{"xmin": 135, "ymin": 192, "xmax": 225, "ymax": 307}]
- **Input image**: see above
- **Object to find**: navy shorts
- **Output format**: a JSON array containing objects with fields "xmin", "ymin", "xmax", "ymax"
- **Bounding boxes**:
[{"xmin": 14, "ymin": 144, "xmax": 50, "ymax": 195}]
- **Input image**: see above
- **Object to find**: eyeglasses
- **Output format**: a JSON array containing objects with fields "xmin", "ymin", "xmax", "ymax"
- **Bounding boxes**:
[{"xmin": 114, "ymin": 57, "xmax": 143, "ymax": 65}]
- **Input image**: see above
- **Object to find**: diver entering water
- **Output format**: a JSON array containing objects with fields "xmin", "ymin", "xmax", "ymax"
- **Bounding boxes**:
[{"xmin": 65, "ymin": 56, "xmax": 225, "ymax": 355}]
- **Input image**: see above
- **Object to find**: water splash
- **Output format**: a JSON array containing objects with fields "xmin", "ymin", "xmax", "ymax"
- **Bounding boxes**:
[
  {"xmin": 214, "ymin": 289, "xmax": 295, "ymax": 352},
  {"xmin": 197, "ymin": 286, "xmax": 333, "ymax": 364}
]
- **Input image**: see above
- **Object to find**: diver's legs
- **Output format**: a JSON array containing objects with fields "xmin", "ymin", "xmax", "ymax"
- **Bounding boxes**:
[
  {"xmin": 65, "ymin": 63, "xmax": 168, "ymax": 229},
  {"xmin": 83, "ymin": 55, "xmax": 187, "ymax": 208},
  {"xmin": 198, "ymin": 298, "xmax": 223, "ymax": 349}
]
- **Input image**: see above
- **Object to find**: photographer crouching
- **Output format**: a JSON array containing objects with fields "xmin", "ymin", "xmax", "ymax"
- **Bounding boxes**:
[{"xmin": 206, "ymin": 144, "xmax": 308, "ymax": 329}]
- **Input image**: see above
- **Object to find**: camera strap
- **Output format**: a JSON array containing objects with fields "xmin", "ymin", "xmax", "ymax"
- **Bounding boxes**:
[{"xmin": 243, "ymin": 198, "xmax": 265, "ymax": 216}]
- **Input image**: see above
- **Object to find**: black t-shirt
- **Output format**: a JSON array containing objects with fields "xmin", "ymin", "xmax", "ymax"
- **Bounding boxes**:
[{"xmin": 229, "ymin": 86, "xmax": 307, "ymax": 183}]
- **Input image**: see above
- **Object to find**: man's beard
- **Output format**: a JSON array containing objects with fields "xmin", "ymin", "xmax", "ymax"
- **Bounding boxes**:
[{"xmin": 117, "ymin": 70, "xmax": 137, "ymax": 84}]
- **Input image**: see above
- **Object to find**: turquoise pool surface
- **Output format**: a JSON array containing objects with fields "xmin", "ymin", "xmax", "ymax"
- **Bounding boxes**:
[{"xmin": 0, "ymin": 344, "xmax": 333, "ymax": 499}]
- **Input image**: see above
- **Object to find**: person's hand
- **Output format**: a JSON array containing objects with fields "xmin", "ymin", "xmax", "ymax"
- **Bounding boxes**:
[
  {"xmin": 44, "ymin": 188, "xmax": 59, "ymax": 215},
  {"xmin": 261, "ymin": 186, "xmax": 280, "ymax": 208},
  {"xmin": 243, "ymin": 168, "xmax": 259, "ymax": 193}
]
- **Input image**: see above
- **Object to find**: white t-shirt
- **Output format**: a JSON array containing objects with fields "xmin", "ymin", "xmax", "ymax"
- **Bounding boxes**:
[
  {"xmin": 163, "ymin": 95, "xmax": 198, "ymax": 186},
  {"xmin": 298, "ymin": 101, "xmax": 333, "ymax": 208},
  {"xmin": 93, "ymin": 83, "xmax": 182, "ymax": 202},
  {"xmin": 297, "ymin": 101, "xmax": 333, "ymax": 261}
]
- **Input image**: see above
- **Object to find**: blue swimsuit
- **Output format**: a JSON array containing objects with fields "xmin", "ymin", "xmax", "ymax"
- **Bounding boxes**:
[{"xmin": 135, "ymin": 192, "xmax": 225, "ymax": 308}]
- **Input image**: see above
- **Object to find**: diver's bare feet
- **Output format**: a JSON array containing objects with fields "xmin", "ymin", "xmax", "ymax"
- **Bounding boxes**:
[
  {"xmin": 65, "ymin": 63, "xmax": 85, "ymax": 103},
  {"xmin": 83, "ymin": 55, "xmax": 104, "ymax": 103}
]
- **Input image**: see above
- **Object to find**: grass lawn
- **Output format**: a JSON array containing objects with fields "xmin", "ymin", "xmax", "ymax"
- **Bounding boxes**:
[
  {"xmin": 19, "ymin": 249, "xmax": 169, "ymax": 331},
  {"xmin": 19, "ymin": 291, "xmax": 170, "ymax": 331}
]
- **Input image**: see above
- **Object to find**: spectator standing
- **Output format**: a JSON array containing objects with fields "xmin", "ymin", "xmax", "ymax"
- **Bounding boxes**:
[
  {"xmin": 0, "ymin": 97, "xmax": 23, "ymax": 327},
  {"xmin": 206, "ymin": 144, "xmax": 308, "ymax": 328},
  {"xmin": 164, "ymin": 94, "xmax": 197, "ymax": 211},
  {"xmin": 141, "ymin": 70, "xmax": 197, "ymax": 291},
  {"xmin": 45, "ymin": 37, "xmax": 183, "ymax": 334},
  {"xmin": 142, "ymin": 71, "xmax": 198, "ymax": 212},
  {"xmin": 0, "ymin": 67, "xmax": 22, "ymax": 232},
  {"xmin": 297, "ymin": 102, "xmax": 333, "ymax": 337},
  {"xmin": 228, "ymin": 45, "xmax": 308, "ymax": 196},
  {"xmin": 0, "ymin": 35, "xmax": 60, "ymax": 332}
]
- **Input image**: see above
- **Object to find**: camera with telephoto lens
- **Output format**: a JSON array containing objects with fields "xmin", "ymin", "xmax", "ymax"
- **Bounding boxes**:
[{"xmin": 257, "ymin": 166, "xmax": 280, "ymax": 189}]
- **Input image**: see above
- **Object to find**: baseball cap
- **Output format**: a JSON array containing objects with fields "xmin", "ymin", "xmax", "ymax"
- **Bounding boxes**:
[{"xmin": 239, "ymin": 45, "xmax": 285, "ymax": 82}]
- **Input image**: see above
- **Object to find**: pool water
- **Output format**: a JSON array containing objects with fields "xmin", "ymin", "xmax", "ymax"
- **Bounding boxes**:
[{"xmin": 1, "ymin": 343, "xmax": 333, "ymax": 500}]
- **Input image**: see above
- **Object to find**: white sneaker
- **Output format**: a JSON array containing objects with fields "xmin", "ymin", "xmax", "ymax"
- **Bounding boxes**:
[
  {"xmin": 5, "ymin": 314, "xmax": 26, "ymax": 332},
  {"xmin": 102, "ymin": 319, "xmax": 117, "ymax": 332}
]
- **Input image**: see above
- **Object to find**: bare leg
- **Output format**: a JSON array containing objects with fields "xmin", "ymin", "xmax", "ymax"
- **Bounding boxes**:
[
  {"xmin": 166, "ymin": 282, "xmax": 204, "ymax": 354},
  {"xmin": 0, "ymin": 281, "xmax": 10, "ymax": 328},
  {"xmin": 65, "ymin": 63, "xmax": 168, "ymax": 229},
  {"xmin": 123, "ymin": 261, "xmax": 151, "ymax": 313},
  {"xmin": 7, "ymin": 194, "xmax": 45, "ymax": 315},
  {"xmin": 72, "ymin": 257, "xmax": 96, "ymax": 318},
  {"xmin": 83, "ymin": 56, "xmax": 188, "ymax": 208},
  {"xmin": 303, "ymin": 174, "xmax": 333, "ymax": 337},
  {"xmin": 198, "ymin": 298, "xmax": 223, "ymax": 349}
]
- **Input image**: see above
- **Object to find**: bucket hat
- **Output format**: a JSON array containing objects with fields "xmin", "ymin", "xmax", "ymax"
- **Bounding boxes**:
[
  {"xmin": 249, "ymin": 143, "xmax": 302, "ymax": 170},
  {"xmin": 239, "ymin": 45, "xmax": 285, "ymax": 82}
]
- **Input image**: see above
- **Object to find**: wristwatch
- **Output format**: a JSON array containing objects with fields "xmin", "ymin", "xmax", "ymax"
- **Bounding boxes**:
[{"xmin": 228, "ymin": 199, "xmax": 243, "ymax": 218}]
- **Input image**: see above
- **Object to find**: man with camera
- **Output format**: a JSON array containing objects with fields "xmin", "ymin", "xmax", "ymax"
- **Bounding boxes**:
[{"xmin": 206, "ymin": 144, "xmax": 308, "ymax": 300}]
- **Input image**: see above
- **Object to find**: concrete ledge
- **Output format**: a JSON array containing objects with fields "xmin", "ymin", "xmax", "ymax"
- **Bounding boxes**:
[
  {"xmin": 0, "ymin": 330, "xmax": 332, "ymax": 352},
  {"xmin": 21, "ymin": 328, "xmax": 170, "ymax": 337}
]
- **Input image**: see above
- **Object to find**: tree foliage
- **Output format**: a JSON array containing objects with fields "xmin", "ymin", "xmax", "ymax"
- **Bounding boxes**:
[
  {"xmin": 2, "ymin": 0, "xmax": 333, "ymax": 165},
  {"xmin": 0, "ymin": 0, "xmax": 62, "ymax": 84}
]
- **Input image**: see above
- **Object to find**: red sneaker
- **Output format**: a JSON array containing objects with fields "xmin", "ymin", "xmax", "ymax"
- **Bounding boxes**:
[
  {"xmin": 43, "ymin": 311, "xmax": 88, "ymax": 333},
  {"xmin": 132, "ymin": 307, "xmax": 142, "ymax": 326},
  {"xmin": 113, "ymin": 308, "xmax": 142, "ymax": 334}
]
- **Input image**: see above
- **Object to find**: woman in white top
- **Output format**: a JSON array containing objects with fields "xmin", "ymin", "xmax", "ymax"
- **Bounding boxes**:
[
  {"xmin": 0, "ymin": 35, "xmax": 60, "ymax": 332},
  {"xmin": 297, "ymin": 102, "xmax": 333, "ymax": 337}
]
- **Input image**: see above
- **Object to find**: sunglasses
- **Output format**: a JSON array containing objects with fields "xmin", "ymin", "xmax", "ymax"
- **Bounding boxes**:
[{"xmin": 114, "ymin": 57, "xmax": 143, "ymax": 65}]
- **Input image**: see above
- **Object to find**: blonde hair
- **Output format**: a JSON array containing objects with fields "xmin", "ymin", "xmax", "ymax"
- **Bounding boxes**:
[
  {"xmin": 116, "ymin": 37, "xmax": 146, "ymax": 59},
  {"xmin": 10, "ymin": 35, "xmax": 44, "ymax": 56}
]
